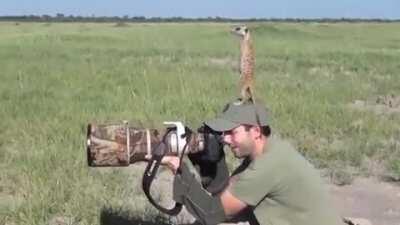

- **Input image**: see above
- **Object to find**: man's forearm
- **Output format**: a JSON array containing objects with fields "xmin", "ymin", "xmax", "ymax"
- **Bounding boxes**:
[{"xmin": 173, "ymin": 163, "xmax": 226, "ymax": 225}]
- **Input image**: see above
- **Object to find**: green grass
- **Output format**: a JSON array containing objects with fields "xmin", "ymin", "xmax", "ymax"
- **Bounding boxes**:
[{"xmin": 1, "ymin": 21, "xmax": 400, "ymax": 224}]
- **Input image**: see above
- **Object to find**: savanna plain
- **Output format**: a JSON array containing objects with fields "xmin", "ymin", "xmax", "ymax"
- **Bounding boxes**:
[{"xmin": 0, "ymin": 22, "xmax": 399, "ymax": 225}]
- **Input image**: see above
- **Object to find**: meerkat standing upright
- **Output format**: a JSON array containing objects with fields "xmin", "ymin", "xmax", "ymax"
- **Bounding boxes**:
[
  {"xmin": 231, "ymin": 25, "xmax": 255, "ymax": 103},
  {"xmin": 231, "ymin": 25, "xmax": 262, "ymax": 125}
]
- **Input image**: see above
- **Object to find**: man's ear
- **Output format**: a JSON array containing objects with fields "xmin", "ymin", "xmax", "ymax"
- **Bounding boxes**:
[{"xmin": 250, "ymin": 126, "xmax": 262, "ymax": 138}]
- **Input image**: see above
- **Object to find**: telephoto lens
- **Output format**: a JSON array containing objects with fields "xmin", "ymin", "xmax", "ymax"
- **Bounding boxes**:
[{"xmin": 86, "ymin": 122, "xmax": 205, "ymax": 167}]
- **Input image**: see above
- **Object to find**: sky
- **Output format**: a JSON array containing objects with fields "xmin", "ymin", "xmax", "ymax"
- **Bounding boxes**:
[{"xmin": 1, "ymin": 0, "xmax": 399, "ymax": 19}]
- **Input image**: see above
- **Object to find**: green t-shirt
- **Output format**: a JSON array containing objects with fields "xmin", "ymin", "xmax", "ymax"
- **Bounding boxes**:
[{"xmin": 230, "ymin": 137, "xmax": 343, "ymax": 225}]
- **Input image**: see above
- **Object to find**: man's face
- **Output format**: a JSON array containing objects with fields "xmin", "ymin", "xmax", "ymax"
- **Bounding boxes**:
[{"xmin": 223, "ymin": 125, "xmax": 255, "ymax": 158}]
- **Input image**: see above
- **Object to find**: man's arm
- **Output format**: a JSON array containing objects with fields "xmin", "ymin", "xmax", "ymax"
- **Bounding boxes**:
[
  {"xmin": 220, "ymin": 182, "xmax": 248, "ymax": 217},
  {"xmin": 160, "ymin": 156, "xmax": 249, "ymax": 222},
  {"xmin": 159, "ymin": 156, "xmax": 247, "ymax": 215}
]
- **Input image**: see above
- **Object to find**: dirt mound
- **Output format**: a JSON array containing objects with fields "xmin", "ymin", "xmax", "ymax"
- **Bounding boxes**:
[
  {"xmin": 348, "ymin": 95, "xmax": 400, "ymax": 115},
  {"xmin": 376, "ymin": 95, "xmax": 400, "ymax": 108},
  {"xmin": 330, "ymin": 177, "xmax": 400, "ymax": 225}
]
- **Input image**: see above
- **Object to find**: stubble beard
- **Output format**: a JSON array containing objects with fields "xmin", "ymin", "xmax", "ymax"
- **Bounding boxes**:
[{"xmin": 232, "ymin": 139, "xmax": 255, "ymax": 159}]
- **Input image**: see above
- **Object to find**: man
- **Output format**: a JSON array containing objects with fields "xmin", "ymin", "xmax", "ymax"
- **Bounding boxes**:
[{"xmin": 162, "ymin": 99, "xmax": 343, "ymax": 225}]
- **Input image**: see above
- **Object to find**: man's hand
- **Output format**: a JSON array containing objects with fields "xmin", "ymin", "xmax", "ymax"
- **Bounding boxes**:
[
  {"xmin": 145, "ymin": 155, "xmax": 180, "ymax": 174},
  {"xmin": 161, "ymin": 156, "xmax": 180, "ymax": 174}
]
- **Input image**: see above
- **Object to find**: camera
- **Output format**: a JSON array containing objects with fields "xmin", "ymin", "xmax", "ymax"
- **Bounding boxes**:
[
  {"xmin": 86, "ymin": 121, "xmax": 228, "ymax": 215},
  {"xmin": 86, "ymin": 121, "xmax": 223, "ymax": 167}
]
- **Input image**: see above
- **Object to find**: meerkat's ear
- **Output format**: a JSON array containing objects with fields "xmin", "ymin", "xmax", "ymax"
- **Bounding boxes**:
[{"xmin": 244, "ymin": 27, "xmax": 249, "ymax": 33}]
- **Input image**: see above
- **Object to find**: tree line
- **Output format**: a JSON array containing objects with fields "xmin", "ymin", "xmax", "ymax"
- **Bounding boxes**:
[{"xmin": 1, "ymin": 14, "xmax": 398, "ymax": 23}]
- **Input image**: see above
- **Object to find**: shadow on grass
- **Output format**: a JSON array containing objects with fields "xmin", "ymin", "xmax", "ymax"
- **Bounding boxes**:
[{"xmin": 100, "ymin": 207, "xmax": 170, "ymax": 225}]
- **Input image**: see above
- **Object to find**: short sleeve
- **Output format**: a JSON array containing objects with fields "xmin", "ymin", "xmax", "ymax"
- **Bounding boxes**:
[{"xmin": 230, "ymin": 156, "xmax": 282, "ymax": 206}]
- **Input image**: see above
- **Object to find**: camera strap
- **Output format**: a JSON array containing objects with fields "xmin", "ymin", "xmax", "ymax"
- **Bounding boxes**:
[
  {"xmin": 142, "ymin": 141, "xmax": 183, "ymax": 215},
  {"xmin": 142, "ymin": 127, "xmax": 191, "ymax": 216}
]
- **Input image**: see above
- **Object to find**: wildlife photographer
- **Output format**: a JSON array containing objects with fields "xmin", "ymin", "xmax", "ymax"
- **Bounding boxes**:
[{"xmin": 160, "ymin": 99, "xmax": 344, "ymax": 225}]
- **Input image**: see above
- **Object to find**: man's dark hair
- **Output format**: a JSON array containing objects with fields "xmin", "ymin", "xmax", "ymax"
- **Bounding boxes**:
[{"xmin": 261, "ymin": 125, "xmax": 271, "ymax": 137}]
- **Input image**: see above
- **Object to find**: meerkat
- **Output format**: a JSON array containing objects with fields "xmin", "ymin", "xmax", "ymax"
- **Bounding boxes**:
[
  {"xmin": 231, "ymin": 25, "xmax": 255, "ymax": 103},
  {"xmin": 231, "ymin": 25, "xmax": 262, "ymax": 125}
]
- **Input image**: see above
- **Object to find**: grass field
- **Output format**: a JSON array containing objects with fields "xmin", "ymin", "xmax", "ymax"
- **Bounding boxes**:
[{"xmin": 0, "ymin": 21, "xmax": 399, "ymax": 225}]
